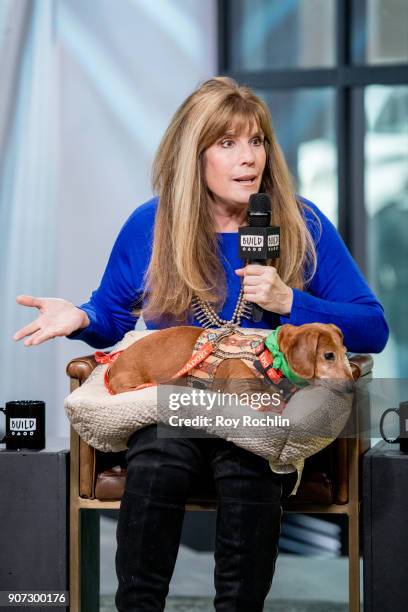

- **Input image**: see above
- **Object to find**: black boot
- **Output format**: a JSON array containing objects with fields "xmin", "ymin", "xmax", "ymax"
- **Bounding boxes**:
[{"xmin": 210, "ymin": 441, "xmax": 297, "ymax": 611}]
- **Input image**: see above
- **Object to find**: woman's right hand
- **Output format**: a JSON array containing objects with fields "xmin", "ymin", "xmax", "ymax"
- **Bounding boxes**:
[{"xmin": 13, "ymin": 295, "xmax": 90, "ymax": 346}]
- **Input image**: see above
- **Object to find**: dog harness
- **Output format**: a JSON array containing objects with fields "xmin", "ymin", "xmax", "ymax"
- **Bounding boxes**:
[
  {"xmin": 94, "ymin": 326, "xmax": 304, "ymax": 407},
  {"xmin": 94, "ymin": 337, "xmax": 218, "ymax": 395}
]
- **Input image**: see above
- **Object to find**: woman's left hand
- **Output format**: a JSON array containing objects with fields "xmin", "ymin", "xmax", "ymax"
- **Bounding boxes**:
[{"xmin": 235, "ymin": 264, "xmax": 293, "ymax": 316}]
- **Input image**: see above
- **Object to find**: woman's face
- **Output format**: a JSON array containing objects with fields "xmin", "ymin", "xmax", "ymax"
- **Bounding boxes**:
[{"xmin": 203, "ymin": 120, "xmax": 267, "ymax": 208}]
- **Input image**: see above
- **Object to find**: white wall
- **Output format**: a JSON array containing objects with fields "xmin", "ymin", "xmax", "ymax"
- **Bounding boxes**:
[
  {"xmin": 4, "ymin": 0, "xmax": 217, "ymax": 437},
  {"xmin": 55, "ymin": 0, "xmax": 217, "ymax": 436}
]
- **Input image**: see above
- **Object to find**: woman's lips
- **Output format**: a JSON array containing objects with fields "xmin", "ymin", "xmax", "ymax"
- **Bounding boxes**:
[{"xmin": 233, "ymin": 176, "xmax": 257, "ymax": 186}]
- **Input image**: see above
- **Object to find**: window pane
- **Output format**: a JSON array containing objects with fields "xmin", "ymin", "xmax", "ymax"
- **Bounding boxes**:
[
  {"xmin": 352, "ymin": 0, "xmax": 408, "ymax": 65},
  {"xmin": 366, "ymin": 85, "xmax": 408, "ymax": 377},
  {"xmin": 230, "ymin": 0, "xmax": 335, "ymax": 70},
  {"xmin": 259, "ymin": 88, "xmax": 337, "ymax": 224}
]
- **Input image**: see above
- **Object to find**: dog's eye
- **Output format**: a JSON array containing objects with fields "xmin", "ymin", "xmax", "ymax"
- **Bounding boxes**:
[{"xmin": 324, "ymin": 352, "xmax": 336, "ymax": 361}]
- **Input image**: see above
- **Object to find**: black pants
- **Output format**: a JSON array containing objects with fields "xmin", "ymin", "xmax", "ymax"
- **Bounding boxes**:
[{"xmin": 115, "ymin": 424, "xmax": 297, "ymax": 611}]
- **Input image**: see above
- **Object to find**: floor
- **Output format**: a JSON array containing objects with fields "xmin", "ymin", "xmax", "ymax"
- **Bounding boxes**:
[
  {"xmin": 100, "ymin": 515, "xmax": 363, "ymax": 611},
  {"xmin": 100, "ymin": 596, "xmax": 349, "ymax": 611}
]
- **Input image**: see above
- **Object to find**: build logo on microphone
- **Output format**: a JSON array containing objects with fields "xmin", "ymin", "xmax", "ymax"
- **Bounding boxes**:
[
  {"xmin": 240, "ymin": 235, "xmax": 264, "ymax": 251},
  {"xmin": 268, "ymin": 234, "xmax": 279, "ymax": 247},
  {"xmin": 238, "ymin": 226, "xmax": 280, "ymax": 259}
]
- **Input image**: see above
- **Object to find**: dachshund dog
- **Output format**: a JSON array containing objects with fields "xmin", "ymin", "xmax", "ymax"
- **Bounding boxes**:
[{"xmin": 106, "ymin": 323, "xmax": 354, "ymax": 396}]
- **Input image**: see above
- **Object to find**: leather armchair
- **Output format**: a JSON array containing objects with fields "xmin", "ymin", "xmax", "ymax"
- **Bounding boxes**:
[{"xmin": 67, "ymin": 352, "xmax": 372, "ymax": 612}]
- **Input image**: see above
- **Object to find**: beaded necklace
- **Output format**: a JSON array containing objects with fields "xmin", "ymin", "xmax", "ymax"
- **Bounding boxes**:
[{"xmin": 191, "ymin": 284, "xmax": 253, "ymax": 329}]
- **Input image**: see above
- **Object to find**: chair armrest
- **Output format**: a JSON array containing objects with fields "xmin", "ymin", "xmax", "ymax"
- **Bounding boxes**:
[
  {"xmin": 335, "ymin": 354, "xmax": 373, "ymax": 503},
  {"xmin": 348, "ymin": 353, "xmax": 373, "ymax": 380},
  {"xmin": 66, "ymin": 355, "xmax": 98, "ymax": 385},
  {"xmin": 67, "ymin": 355, "xmax": 99, "ymax": 498},
  {"xmin": 347, "ymin": 354, "xmax": 373, "ymax": 449}
]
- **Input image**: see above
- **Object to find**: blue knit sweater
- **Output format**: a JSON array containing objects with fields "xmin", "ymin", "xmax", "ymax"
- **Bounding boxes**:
[{"xmin": 68, "ymin": 195, "xmax": 389, "ymax": 354}]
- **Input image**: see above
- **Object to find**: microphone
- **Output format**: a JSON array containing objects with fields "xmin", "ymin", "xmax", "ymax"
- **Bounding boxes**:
[{"xmin": 238, "ymin": 193, "xmax": 280, "ymax": 322}]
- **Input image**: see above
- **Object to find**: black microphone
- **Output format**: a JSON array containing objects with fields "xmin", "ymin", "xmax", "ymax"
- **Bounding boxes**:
[{"xmin": 238, "ymin": 193, "xmax": 280, "ymax": 322}]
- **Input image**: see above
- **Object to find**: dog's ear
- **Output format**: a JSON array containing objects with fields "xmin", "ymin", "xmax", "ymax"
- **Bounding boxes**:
[
  {"xmin": 277, "ymin": 324, "xmax": 298, "ymax": 357},
  {"xmin": 280, "ymin": 326, "xmax": 320, "ymax": 379},
  {"xmin": 327, "ymin": 323, "xmax": 344, "ymax": 343}
]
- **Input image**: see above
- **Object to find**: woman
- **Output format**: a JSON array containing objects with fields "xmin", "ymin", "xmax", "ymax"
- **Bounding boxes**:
[{"xmin": 14, "ymin": 77, "xmax": 388, "ymax": 611}]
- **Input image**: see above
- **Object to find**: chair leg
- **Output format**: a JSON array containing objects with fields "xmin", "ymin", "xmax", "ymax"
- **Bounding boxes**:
[
  {"xmin": 348, "ymin": 507, "xmax": 361, "ymax": 612},
  {"xmin": 70, "ymin": 423, "xmax": 81, "ymax": 612},
  {"xmin": 80, "ymin": 510, "xmax": 100, "ymax": 612},
  {"xmin": 348, "ymin": 433, "xmax": 361, "ymax": 612},
  {"xmin": 70, "ymin": 501, "xmax": 80, "ymax": 612}
]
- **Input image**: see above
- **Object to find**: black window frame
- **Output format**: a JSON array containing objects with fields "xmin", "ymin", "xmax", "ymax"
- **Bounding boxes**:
[{"xmin": 218, "ymin": 0, "xmax": 408, "ymax": 274}]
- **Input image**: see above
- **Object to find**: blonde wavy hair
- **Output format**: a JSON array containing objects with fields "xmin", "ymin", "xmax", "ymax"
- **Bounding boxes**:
[{"xmin": 137, "ymin": 76, "xmax": 320, "ymax": 325}]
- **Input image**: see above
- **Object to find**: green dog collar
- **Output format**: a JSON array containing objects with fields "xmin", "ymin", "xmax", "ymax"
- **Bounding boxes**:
[{"xmin": 264, "ymin": 326, "xmax": 308, "ymax": 386}]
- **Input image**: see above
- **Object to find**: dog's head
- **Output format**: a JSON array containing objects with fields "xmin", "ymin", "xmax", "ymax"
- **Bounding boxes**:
[{"xmin": 277, "ymin": 323, "xmax": 354, "ymax": 386}]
